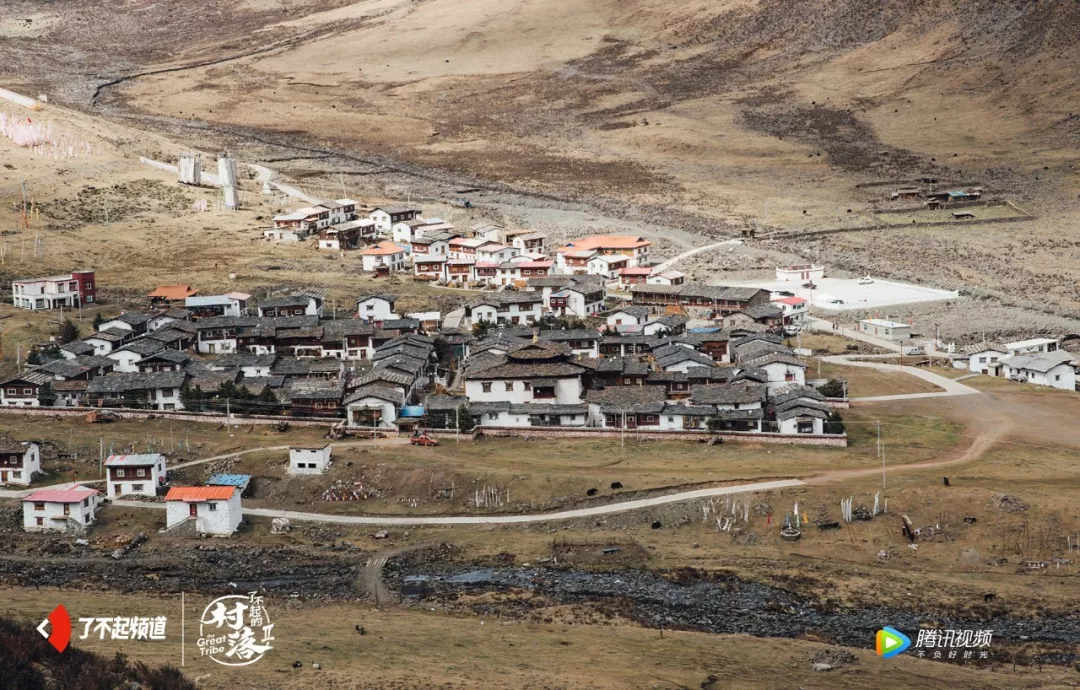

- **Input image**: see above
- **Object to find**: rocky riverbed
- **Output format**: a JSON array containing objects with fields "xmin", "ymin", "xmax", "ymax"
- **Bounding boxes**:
[{"xmin": 387, "ymin": 564, "xmax": 1080, "ymax": 662}]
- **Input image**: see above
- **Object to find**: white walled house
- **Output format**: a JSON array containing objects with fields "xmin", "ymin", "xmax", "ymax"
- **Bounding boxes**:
[
  {"xmin": 469, "ymin": 294, "xmax": 544, "ymax": 326},
  {"xmin": 23, "ymin": 486, "xmax": 100, "ymax": 533},
  {"xmin": 1004, "ymin": 337, "xmax": 1060, "ymax": 357},
  {"xmin": 772, "ymin": 296, "xmax": 808, "ymax": 326},
  {"xmin": 857, "ymin": 319, "xmax": 911, "ymax": 341},
  {"xmin": 105, "ymin": 453, "xmax": 167, "ymax": 499},
  {"xmin": 587, "ymin": 254, "xmax": 629, "ymax": 278},
  {"xmin": 357, "ymin": 294, "xmax": 397, "ymax": 321},
  {"xmin": 344, "ymin": 385, "xmax": 404, "ymax": 429},
  {"xmin": 465, "ymin": 375, "xmax": 583, "ymax": 405},
  {"xmin": 0, "ymin": 441, "xmax": 41, "ymax": 487},
  {"xmin": 165, "ymin": 486, "xmax": 242, "ymax": 536},
  {"xmin": 288, "ymin": 445, "xmax": 333, "ymax": 475},
  {"xmin": 1001, "ymin": 351, "xmax": 1076, "ymax": 390},
  {"xmin": 369, "ymin": 206, "xmax": 421, "ymax": 233},
  {"xmin": 413, "ymin": 255, "xmax": 448, "ymax": 281},
  {"xmin": 546, "ymin": 285, "xmax": 605, "ymax": 318},
  {"xmin": 360, "ymin": 242, "xmax": 407, "ymax": 273},
  {"xmin": 963, "ymin": 344, "xmax": 1008, "ymax": 374},
  {"xmin": 606, "ymin": 306, "xmax": 652, "ymax": 328},
  {"xmin": 475, "ymin": 242, "xmax": 520, "ymax": 264}
]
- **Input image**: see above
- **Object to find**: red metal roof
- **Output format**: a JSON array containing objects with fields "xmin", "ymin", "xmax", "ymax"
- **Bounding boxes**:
[
  {"xmin": 774, "ymin": 296, "xmax": 807, "ymax": 305},
  {"xmin": 23, "ymin": 486, "xmax": 99, "ymax": 503},
  {"xmin": 165, "ymin": 486, "xmax": 236, "ymax": 502}
]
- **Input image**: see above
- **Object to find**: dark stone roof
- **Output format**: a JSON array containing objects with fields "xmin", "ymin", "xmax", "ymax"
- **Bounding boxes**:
[
  {"xmin": 607, "ymin": 306, "xmax": 651, "ymax": 320},
  {"xmin": 685, "ymin": 366, "xmax": 738, "ymax": 383},
  {"xmin": 351, "ymin": 368, "xmax": 414, "ymax": 389},
  {"xmin": 0, "ymin": 370, "xmax": 50, "ymax": 387},
  {"xmin": 661, "ymin": 403, "xmax": 716, "ymax": 417},
  {"xmin": 467, "ymin": 360, "xmax": 585, "ymax": 380},
  {"xmin": 34, "ymin": 359, "xmax": 91, "ymax": 379},
  {"xmin": 141, "ymin": 350, "xmax": 193, "ymax": 365},
  {"xmin": 745, "ymin": 352, "xmax": 806, "ymax": 369},
  {"xmin": 743, "ymin": 304, "xmax": 784, "ymax": 320},
  {"xmin": 211, "ymin": 353, "xmax": 278, "ymax": 369},
  {"xmin": 106, "ymin": 312, "xmax": 154, "ymax": 326},
  {"xmin": 88, "ymin": 328, "xmax": 128, "ymax": 343},
  {"xmin": 322, "ymin": 319, "xmax": 375, "ymax": 340},
  {"xmin": 378, "ymin": 318, "xmax": 421, "ymax": 331},
  {"xmin": 468, "ymin": 401, "xmax": 511, "ymax": 414},
  {"xmin": 775, "ymin": 405, "xmax": 830, "ymax": 421},
  {"xmin": 656, "ymin": 349, "xmax": 715, "ymax": 369},
  {"xmin": 187, "ymin": 370, "xmax": 241, "ymax": 393},
  {"xmin": 115, "ymin": 339, "xmax": 166, "ymax": 357},
  {"xmin": 285, "ymin": 378, "xmax": 345, "ymax": 400},
  {"xmin": 356, "ymin": 293, "xmax": 398, "ymax": 304},
  {"xmin": 237, "ymin": 376, "xmax": 286, "ymax": 394},
  {"xmin": 509, "ymin": 404, "xmax": 589, "ymax": 415},
  {"xmin": 679, "ymin": 285, "xmax": 767, "ymax": 301},
  {"xmin": 344, "ymin": 384, "xmax": 405, "ymax": 406},
  {"xmin": 259, "ymin": 295, "xmax": 314, "ymax": 309},
  {"xmin": 537, "ymin": 329, "xmax": 601, "ymax": 342},
  {"xmin": 586, "ymin": 385, "xmax": 667, "ymax": 413},
  {"xmin": 595, "ymin": 356, "xmax": 651, "ymax": 376},
  {"xmin": 60, "ymin": 341, "xmax": 95, "ymax": 356},
  {"xmin": 690, "ymin": 382, "xmax": 766, "ymax": 405},
  {"xmin": 87, "ymin": 371, "xmax": 187, "ymax": 394}
]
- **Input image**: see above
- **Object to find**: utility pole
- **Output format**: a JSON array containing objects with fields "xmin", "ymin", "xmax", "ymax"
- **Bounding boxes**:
[
  {"xmin": 878, "ymin": 421, "xmax": 886, "ymax": 490},
  {"xmin": 226, "ymin": 398, "xmax": 233, "ymax": 437}
]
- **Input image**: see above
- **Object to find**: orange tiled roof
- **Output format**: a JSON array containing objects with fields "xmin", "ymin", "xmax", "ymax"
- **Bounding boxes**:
[
  {"xmin": 558, "ymin": 235, "xmax": 651, "ymax": 253},
  {"xmin": 165, "ymin": 486, "xmax": 235, "ymax": 502},
  {"xmin": 148, "ymin": 285, "xmax": 198, "ymax": 300},
  {"xmin": 360, "ymin": 241, "xmax": 405, "ymax": 256}
]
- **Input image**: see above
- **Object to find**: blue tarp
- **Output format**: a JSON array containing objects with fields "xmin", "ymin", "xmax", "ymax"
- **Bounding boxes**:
[
  {"xmin": 208, "ymin": 473, "xmax": 252, "ymax": 489},
  {"xmin": 400, "ymin": 405, "xmax": 425, "ymax": 418}
]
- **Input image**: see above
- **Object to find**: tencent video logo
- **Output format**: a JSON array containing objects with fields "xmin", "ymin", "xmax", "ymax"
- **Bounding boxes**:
[
  {"xmin": 876, "ymin": 626, "xmax": 911, "ymax": 659},
  {"xmin": 37, "ymin": 605, "xmax": 72, "ymax": 652}
]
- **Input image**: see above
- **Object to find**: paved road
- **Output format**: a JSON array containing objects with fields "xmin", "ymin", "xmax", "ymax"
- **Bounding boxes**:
[
  {"xmin": 822, "ymin": 354, "xmax": 980, "ymax": 401},
  {"xmin": 652, "ymin": 240, "xmax": 740, "ymax": 273},
  {"xmin": 111, "ymin": 479, "xmax": 803, "ymax": 525}
]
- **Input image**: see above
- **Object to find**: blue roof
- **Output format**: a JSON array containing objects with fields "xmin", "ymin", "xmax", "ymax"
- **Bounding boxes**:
[
  {"xmin": 208, "ymin": 473, "xmax": 251, "ymax": 487},
  {"xmin": 689, "ymin": 327, "xmax": 721, "ymax": 333},
  {"xmin": 947, "ymin": 191, "xmax": 969, "ymax": 198},
  {"xmin": 399, "ymin": 405, "xmax": 425, "ymax": 417}
]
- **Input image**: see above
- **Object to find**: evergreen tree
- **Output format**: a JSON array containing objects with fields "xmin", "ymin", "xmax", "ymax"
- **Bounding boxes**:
[
  {"xmin": 56, "ymin": 318, "xmax": 79, "ymax": 345},
  {"xmin": 455, "ymin": 404, "xmax": 473, "ymax": 432},
  {"xmin": 92, "ymin": 313, "xmax": 105, "ymax": 330},
  {"xmin": 38, "ymin": 381, "xmax": 57, "ymax": 407}
]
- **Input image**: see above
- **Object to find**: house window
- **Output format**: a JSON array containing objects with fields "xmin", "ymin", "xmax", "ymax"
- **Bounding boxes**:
[
  {"xmin": 504, "ymin": 382, "xmax": 514, "ymax": 392},
  {"xmin": 137, "ymin": 468, "xmax": 146, "ymax": 478},
  {"xmin": 523, "ymin": 382, "xmax": 532, "ymax": 391},
  {"xmin": 668, "ymin": 417, "xmax": 675, "ymax": 423},
  {"xmin": 22, "ymin": 388, "xmax": 32, "ymax": 395},
  {"xmin": 481, "ymin": 382, "xmax": 492, "ymax": 393},
  {"xmin": 487, "ymin": 412, "xmax": 498, "ymax": 420},
  {"xmin": 12, "ymin": 471, "xmax": 20, "ymax": 479},
  {"xmin": 34, "ymin": 502, "xmax": 44, "ymax": 511},
  {"xmin": 36, "ymin": 517, "xmax": 44, "ymax": 526},
  {"xmin": 132, "ymin": 484, "xmax": 144, "ymax": 493},
  {"xmin": 82, "ymin": 498, "xmax": 89, "ymax": 507},
  {"xmin": 116, "ymin": 469, "xmax": 126, "ymax": 478},
  {"xmin": 208, "ymin": 503, "xmax": 217, "ymax": 511}
]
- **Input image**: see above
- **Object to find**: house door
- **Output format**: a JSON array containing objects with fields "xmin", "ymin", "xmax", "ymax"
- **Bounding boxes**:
[
  {"xmin": 625, "ymin": 416, "xmax": 638, "ymax": 429},
  {"xmin": 113, "ymin": 484, "xmax": 122, "ymax": 495},
  {"xmin": 0, "ymin": 471, "xmax": 7, "ymax": 483},
  {"xmin": 189, "ymin": 503, "xmax": 198, "ymax": 517}
]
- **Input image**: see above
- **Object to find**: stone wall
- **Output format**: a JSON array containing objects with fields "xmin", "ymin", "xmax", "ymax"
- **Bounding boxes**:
[
  {"xmin": 0, "ymin": 406, "xmax": 334, "ymax": 428},
  {"xmin": 475, "ymin": 426, "xmax": 848, "ymax": 447}
]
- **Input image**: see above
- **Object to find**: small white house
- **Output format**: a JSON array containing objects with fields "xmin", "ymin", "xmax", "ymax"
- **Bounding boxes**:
[
  {"xmin": 357, "ymin": 294, "xmax": 397, "ymax": 321},
  {"xmin": 964, "ymin": 345, "xmax": 1008, "ymax": 374},
  {"xmin": 1001, "ymin": 351, "xmax": 1077, "ymax": 390},
  {"xmin": 1004, "ymin": 337, "xmax": 1060, "ymax": 357},
  {"xmin": 606, "ymin": 306, "xmax": 652, "ymax": 328},
  {"xmin": 857, "ymin": 319, "xmax": 911, "ymax": 341},
  {"xmin": 22, "ymin": 486, "xmax": 100, "ymax": 533},
  {"xmin": 0, "ymin": 441, "xmax": 41, "ymax": 486},
  {"xmin": 105, "ymin": 453, "xmax": 167, "ymax": 499},
  {"xmin": 165, "ymin": 486, "xmax": 242, "ymax": 536},
  {"xmin": 288, "ymin": 445, "xmax": 333, "ymax": 475},
  {"xmin": 360, "ymin": 242, "xmax": 407, "ymax": 273}
]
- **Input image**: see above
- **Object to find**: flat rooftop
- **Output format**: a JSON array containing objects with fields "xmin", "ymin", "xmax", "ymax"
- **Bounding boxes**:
[{"xmin": 725, "ymin": 276, "xmax": 959, "ymax": 312}]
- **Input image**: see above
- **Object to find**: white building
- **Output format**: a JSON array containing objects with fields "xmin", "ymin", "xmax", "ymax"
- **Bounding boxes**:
[
  {"xmin": 857, "ymin": 319, "xmax": 911, "ymax": 341},
  {"xmin": 288, "ymin": 445, "xmax": 333, "ymax": 475},
  {"xmin": 475, "ymin": 242, "xmax": 519, "ymax": 264},
  {"xmin": 357, "ymin": 294, "xmax": 397, "ymax": 321},
  {"xmin": 647, "ymin": 270, "xmax": 686, "ymax": 286},
  {"xmin": 606, "ymin": 306, "xmax": 652, "ymax": 328},
  {"xmin": 104, "ymin": 453, "xmax": 167, "ymax": 499},
  {"xmin": 22, "ymin": 486, "xmax": 100, "ymax": 533},
  {"xmin": 775, "ymin": 264, "xmax": 824, "ymax": 282},
  {"xmin": 0, "ymin": 441, "xmax": 41, "ymax": 486},
  {"xmin": 469, "ymin": 294, "xmax": 544, "ymax": 326},
  {"xmin": 11, "ymin": 270, "xmax": 96, "ymax": 310},
  {"xmin": 772, "ymin": 296, "xmax": 808, "ymax": 325},
  {"xmin": 344, "ymin": 386, "xmax": 404, "ymax": 429},
  {"xmin": 184, "ymin": 294, "xmax": 248, "ymax": 317},
  {"xmin": 1004, "ymin": 337, "xmax": 1060, "ymax": 357},
  {"xmin": 1001, "ymin": 351, "xmax": 1077, "ymax": 390},
  {"xmin": 547, "ymin": 285, "xmax": 605, "ymax": 318},
  {"xmin": 369, "ymin": 206, "xmax": 421, "ymax": 233},
  {"xmin": 961, "ymin": 344, "xmax": 1009, "ymax": 374},
  {"xmin": 587, "ymin": 254, "xmax": 629, "ymax": 279},
  {"xmin": 360, "ymin": 242, "xmax": 407, "ymax": 273},
  {"xmin": 165, "ymin": 486, "xmax": 242, "ymax": 536}
]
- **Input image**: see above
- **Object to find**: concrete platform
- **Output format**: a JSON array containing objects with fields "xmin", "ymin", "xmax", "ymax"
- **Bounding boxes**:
[{"xmin": 725, "ymin": 276, "xmax": 959, "ymax": 311}]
